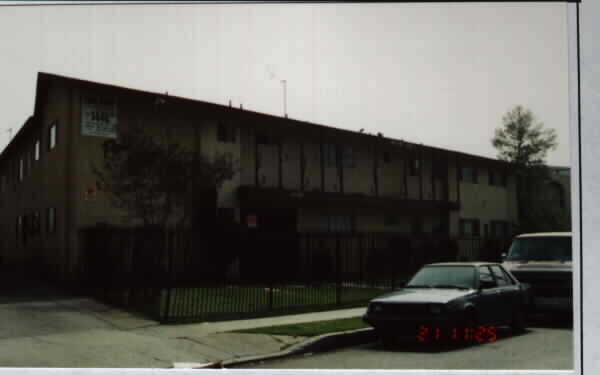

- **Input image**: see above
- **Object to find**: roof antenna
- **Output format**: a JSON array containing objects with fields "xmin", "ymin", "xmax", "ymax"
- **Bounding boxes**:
[
  {"xmin": 229, "ymin": 100, "xmax": 232, "ymax": 107},
  {"xmin": 5, "ymin": 128, "xmax": 12, "ymax": 140},
  {"xmin": 240, "ymin": 103, "xmax": 243, "ymax": 110}
]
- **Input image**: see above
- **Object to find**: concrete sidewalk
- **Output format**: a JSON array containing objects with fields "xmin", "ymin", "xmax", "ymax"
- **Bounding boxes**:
[{"xmin": 0, "ymin": 289, "xmax": 368, "ymax": 368}]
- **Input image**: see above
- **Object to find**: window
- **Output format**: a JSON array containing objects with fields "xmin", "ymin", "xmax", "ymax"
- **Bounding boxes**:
[
  {"xmin": 217, "ymin": 123, "xmax": 237, "ymax": 143},
  {"xmin": 46, "ymin": 207, "xmax": 56, "ymax": 234},
  {"xmin": 478, "ymin": 266, "xmax": 496, "ymax": 288},
  {"xmin": 322, "ymin": 144, "xmax": 355, "ymax": 168},
  {"xmin": 409, "ymin": 158, "xmax": 420, "ymax": 176},
  {"xmin": 322, "ymin": 144, "xmax": 336, "ymax": 167},
  {"xmin": 34, "ymin": 139, "xmax": 41, "ymax": 161},
  {"xmin": 460, "ymin": 218, "xmax": 480, "ymax": 237},
  {"xmin": 490, "ymin": 265, "xmax": 511, "ymax": 286},
  {"xmin": 341, "ymin": 146, "xmax": 355, "ymax": 168},
  {"xmin": 489, "ymin": 169, "xmax": 507, "ymax": 186},
  {"xmin": 460, "ymin": 166, "xmax": 478, "ymax": 184},
  {"xmin": 48, "ymin": 122, "xmax": 57, "ymax": 150}
]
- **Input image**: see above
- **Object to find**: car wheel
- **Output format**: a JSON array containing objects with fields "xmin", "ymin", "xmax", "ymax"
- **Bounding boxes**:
[{"xmin": 510, "ymin": 307, "xmax": 527, "ymax": 334}]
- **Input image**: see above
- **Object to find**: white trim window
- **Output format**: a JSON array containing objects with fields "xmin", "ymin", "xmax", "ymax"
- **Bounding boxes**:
[
  {"xmin": 49, "ymin": 122, "xmax": 57, "ymax": 150},
  {"xmin": 34, "ymin": 139, "xmax": 41, "ymax": 161}
]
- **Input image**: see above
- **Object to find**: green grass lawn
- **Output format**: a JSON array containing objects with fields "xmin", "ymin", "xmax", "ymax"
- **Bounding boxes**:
[{"xmin": 231, "ymin": 317, "xmax": 369, "ymax": 337}]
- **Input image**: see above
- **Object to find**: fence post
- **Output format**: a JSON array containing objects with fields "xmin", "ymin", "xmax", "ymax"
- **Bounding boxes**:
[
  {"xmin": 336, "ymin": 234, "xmax": 341, "ymax": 306},
  {"xmin": 269, "ymin": 236, "xmax": 274, "ymax": 312},
  {"xmin": 162, "ymin": 228, "xmax": 174, "ymax": 323},
  {"xmin": 391, "ymin": 236, "xmax": 396, "ymax": 291}
]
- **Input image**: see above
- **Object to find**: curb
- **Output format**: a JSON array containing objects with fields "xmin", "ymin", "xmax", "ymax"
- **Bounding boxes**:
[{"xmin": 172, "ymin": 328, "xmax": 377, "ymax": 369}]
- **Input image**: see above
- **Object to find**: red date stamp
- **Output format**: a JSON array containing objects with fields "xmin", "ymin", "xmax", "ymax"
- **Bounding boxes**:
[{"xmin": 416, "ymin": 325, "xmax": 497, "ymax": 343}]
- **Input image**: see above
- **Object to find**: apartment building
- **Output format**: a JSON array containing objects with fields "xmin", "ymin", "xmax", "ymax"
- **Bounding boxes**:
[{"xmin": 0, "ymin": 72, "xmax": 519, "ymax": 279}]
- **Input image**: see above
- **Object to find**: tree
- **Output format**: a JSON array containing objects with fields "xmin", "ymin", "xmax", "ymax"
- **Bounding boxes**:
[
  {"xmin": 492, "ymin": 106, "xmax": 557, "ymax": 171},
  {"xmin": 491, "ymin": 105, "xmax": 568, "ymax": 232},
  {"xmin": 91, "ymin": 125, "xmax": 236, "ymax": 227}
]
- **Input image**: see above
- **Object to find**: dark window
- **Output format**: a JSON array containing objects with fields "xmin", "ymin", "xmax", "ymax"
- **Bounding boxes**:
[
  {"xmin": 489, "ymin": 169, "xmax": 507, "ymax": 186},
  {"xmin": 322, "ymin": 144, "xmax": 336, "ymax": 167},
  {"xmin": 409, "ymin": 158, "xmax": 420, "ymax": 176},
  {"xmin": 460, "ymin": 166, "xmax": 478, "ymax": 184},
  {"xmin": 217, "ymin": 123, "xmax": 236, "ymax": 143},
  {"xmin": 341, "ymin": 146, "xmax": 355, "ymax": 168},
  {"xmin": 478, "ymin": 266, "xmax": 496, "ymax": 288},
  {"xmin": 48, "ymin": 122, "xmax": 57, "ymax": 150},
  {"xmin": 322, "ymin": 144, "xmax": 354, "ymax": 168},
  {"xmin": 490, "ymin": 265, "xmax": 510, "ymax": 286},
  {"xmin": 460, "ymin": 219, "xmax": 480, "ymax": 237}
]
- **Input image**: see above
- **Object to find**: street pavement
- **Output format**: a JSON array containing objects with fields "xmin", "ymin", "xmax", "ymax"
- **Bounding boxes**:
[
  {"xmin": 0, "ymin": 282, "xmax": 366, "ymax": 368},
  {"xmin": 237, "ymin": 323, "xmax": 573, "ymax": 370}
]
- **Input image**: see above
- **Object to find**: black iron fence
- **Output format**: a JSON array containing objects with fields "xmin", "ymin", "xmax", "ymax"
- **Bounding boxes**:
[{"xmin": 79, "ymin": 225, "xmax": 511, "ymax": 323}]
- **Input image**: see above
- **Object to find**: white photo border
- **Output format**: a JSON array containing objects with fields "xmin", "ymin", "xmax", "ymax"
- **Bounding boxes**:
[{"xmin": 0, "ymin": 1, "xmax": 594, "ymax": 375}]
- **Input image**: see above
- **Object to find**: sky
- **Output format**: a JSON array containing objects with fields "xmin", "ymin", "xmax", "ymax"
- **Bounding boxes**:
[{"xmin": 0, "ymin": 2, "xmax": 571, "ymax": 166}]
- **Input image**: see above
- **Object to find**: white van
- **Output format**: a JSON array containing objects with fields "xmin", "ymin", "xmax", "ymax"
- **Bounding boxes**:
[{"xmin": 501, "ymin": 232, "xmax": 572, "ymax": 314}]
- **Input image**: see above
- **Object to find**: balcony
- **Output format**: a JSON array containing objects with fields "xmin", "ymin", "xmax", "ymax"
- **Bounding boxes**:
[{"xmin": 238, "ymin": 185, "xmax": 460, "ymax": 213}]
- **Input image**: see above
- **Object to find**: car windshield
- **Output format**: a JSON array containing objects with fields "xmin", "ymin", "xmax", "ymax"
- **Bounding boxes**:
[
  {"xmin": 506, "ymin": 236, "xmax": 572, "ymax": 261},
  {"xmin": 406, "ymin": 266, "xmax": 476, "ymax": 289}
]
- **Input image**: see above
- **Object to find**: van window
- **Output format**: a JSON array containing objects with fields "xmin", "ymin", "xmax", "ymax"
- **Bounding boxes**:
[{"xmin": 506, "ymin": 236, "xmax": 571, "ymax": 261}]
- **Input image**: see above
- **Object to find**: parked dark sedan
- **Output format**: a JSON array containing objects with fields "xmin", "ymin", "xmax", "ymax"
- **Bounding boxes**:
[{"xmin": 363, "ymin": 262, "xmax": 530, "ymax": 344}]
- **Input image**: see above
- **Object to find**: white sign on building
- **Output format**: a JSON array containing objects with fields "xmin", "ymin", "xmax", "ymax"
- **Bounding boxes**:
[{"xmin": 81, "ymin": 96, "xmax": 118, "ymax": 138}]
